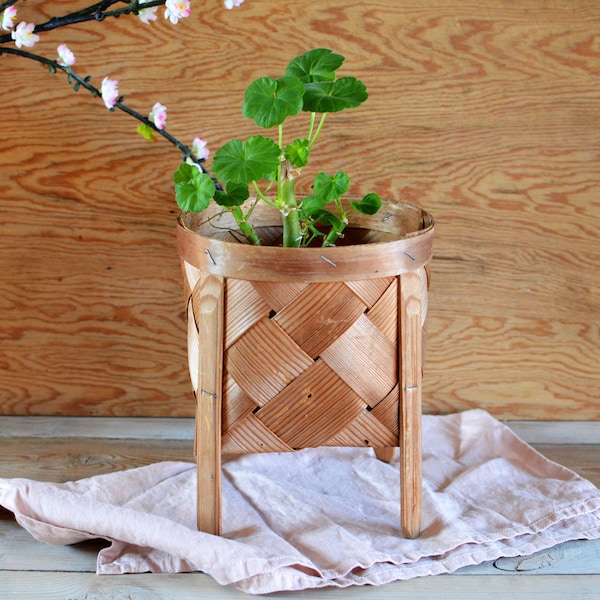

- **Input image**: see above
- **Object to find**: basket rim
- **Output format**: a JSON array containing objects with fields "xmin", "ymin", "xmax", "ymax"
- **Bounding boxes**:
[
  {"xmin": 176, "ymin": 198, "xmax": 434, "ymax": 282},
  {"xmin": 179, "ymin": 197, "xmax": 433, "ymax": 242}
]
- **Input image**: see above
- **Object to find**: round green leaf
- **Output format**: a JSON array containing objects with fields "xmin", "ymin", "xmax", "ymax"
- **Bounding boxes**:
[
  {"xmin": 173, "ymin": 163, "xmax": 195, "ymax": 185},
  {"xmin": 284, "ymin": 138, "xmax": 310, "ymax": 168},
  {"xmin": 285, "ymin": 48, "xmax": 345, "ymax": 83},
  {"xmin": 350, "ymin": 193, "xmax": 382, "ymax": 215},
  {"xmin": 173, "ymin": 166, "xmax": 215, "ymax": 212},
  {"xmin": 314, "ymin": 209, "xmax": 343, "ymax": 228},
  {"xmin": 214, "ymin": 182, "xmax": 250, "ymax": 207},
  {"xmin": 312, "ymin": 171, "xmax": 350, "ymax": 202},
  {"xmin": 299, "ymin": 194, "xmax": 326, "ymax": 218},
  {"xmin": 212, "ymin": 136, "xmax": 281, "ymax": 184},
  {"xmin": 242, "ymin": 76, "xmax": 305, "ymax": 128},
  {"xmin": 302, "ymin": 77, "xmax": 368, "ymax": 113}
]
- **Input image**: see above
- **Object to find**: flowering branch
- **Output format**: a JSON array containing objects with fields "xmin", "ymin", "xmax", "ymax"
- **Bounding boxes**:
[
  {"xmin": 1, "ymin": 1, "xmax": 379, "ymax": 248},
  {"xmin": 0, "ymin": 46, "xmax": 214, "ymax": 180},
  {"xmin": 0, "ymin": 1, "xmax": 243, "ymax": 180},
  {"xmin": 0, "ymin": 1, "xmax": 168, "ymax": 44}
]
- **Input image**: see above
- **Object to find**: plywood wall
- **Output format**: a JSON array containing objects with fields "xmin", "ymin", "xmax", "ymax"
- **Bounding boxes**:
[{"xmin": 0, "ymin": 0, "xmax": 598, "ymax": 419}]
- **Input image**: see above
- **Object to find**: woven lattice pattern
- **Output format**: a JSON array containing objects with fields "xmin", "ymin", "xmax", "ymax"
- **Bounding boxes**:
[
  {"xmin": 222, "ymin": 276, "xmax": 402, "ymax": 453},
  {"xmin": 183, "ymin": 260, "xmax": 428, "ymax": 454}
]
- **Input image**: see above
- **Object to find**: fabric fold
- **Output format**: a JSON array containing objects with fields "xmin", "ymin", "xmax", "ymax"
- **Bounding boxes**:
[{"xmin": 1, "ymin": 409, "xmax": 599, "ymax": 594}]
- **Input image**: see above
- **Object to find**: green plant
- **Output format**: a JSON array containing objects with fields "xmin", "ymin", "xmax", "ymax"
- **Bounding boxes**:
[
  {"xmin": 174, "ymin": 48, "xmax": 382, "ymax": 248},
  {"xmin": 1, "ymin": 2, "xmax": 381, "ymax": 248}
]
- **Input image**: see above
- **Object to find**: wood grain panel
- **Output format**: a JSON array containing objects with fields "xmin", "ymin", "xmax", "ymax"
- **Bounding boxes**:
[
  {"xmin": 0, "ymin": 437, "xmax": 194, "ymax": 482},
  {"xmin": 0, "ymin": 0, "xmax": 598, "ymax": 418}
]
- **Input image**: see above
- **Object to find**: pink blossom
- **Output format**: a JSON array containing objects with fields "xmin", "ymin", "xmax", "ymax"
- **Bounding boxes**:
[
  {"xmin": 224, "ymin": 0, "xmax": 244, "ymax": 9},
  {"xmin": 149, "ymin": 102, "xmax": 167, "ymax": 130},
  {"xmin": 1, "ymin": 6, "xmax": 17, "ymax": 31},
  {"xmin": 192, "ymin": 136, "xmax": 210, "ymax": 161},
  {"xmin": 101, "ymin": 76, "xmax": 119, "ymax": 109},
  {"xmin": 164, "ymin": 0, "xmax": 191, "ymax": 24},
  {"xmin": 11, "ymin": 22, "xmax": 40, "ymax": 48},
  {"xmin": 56, "ymin": 44, "xmax": 76, "ymax": 67},
  {"xmin": 138, "ymin": 0, "xmax": 158, "ymax": 24}
]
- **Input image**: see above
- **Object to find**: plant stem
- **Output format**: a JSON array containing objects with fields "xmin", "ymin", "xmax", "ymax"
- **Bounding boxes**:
[
  {"xmin": 307, "ymin": 112, "xmax": 316, "ymax": 141},
  {"xmin": 308, "ymin": 113, "xmax": 327, "ymax": 149},
  {"xmin": 280, "ymin": 174, "xmax": 301, "ymax": 248},
  {"xmin": 231, "ymin": 206, "xmax": 261, "ymax": 246},
  {"xmin": 323, "ymin": 200, "xmax": 348, "ymax": 247},
  {"xmin": 322, "ymin": 225, "xmax": 344, "ymax": 247},
  {"xmin": 252, "ymin": 181, "xmax": 277, "ymax": 207},
  {"xmin": 276, "ymin": 122, "xmax": 301, "ymax": 247}
]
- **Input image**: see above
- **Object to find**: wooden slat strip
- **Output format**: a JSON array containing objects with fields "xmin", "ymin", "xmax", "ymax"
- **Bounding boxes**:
[
  {"xmin": 223, "ymin": 279, "xmax": 270, "ymax": 349},
  {"xmin": 0, "ymin": 417, "xmax": 598, "ymax": 445},
  {"xmin": 176, "ymin": 203, "xmax": 434, "ymax": 282},
  {"xmin": 225, "ymin": 318, "xmax": 313, "ymax": 407},
  {"xmin": 255, "ymin": 360, "xmax": 367, "ymax": 449},
  {"xmin": 0, "ymin": 570, "xmax": 599, "ymax": 599},
  {"xmin": 0, "ymin": 416, "xmax": 196, "ymax": 440},
  {"xmin": 193, "ymin": 273, "xmax": 225, "ymax": 535},
  {"xmin": 320, "ymin": 315, "xmax": 397, "ymax": 407},
  {"xmin": 324, "ymin": 411, "xmax": 398, "ymax": 448},
  {"xmin": 346, "ymin": 277, "xmax": 395, "ymax": 307},
  {"xmin": 365, "ymin": 278, "xmax": 399, "ymax": 343},
  {"xmin": 273, "ymin": 282, "xmax": 368, "ymax": 358},
  {"xmin": 250, "ymin": 280, "xmax": 310, "ymax": 312},
  {"xmin": 370, "ymin": 385, "xmax": 400, "ymax": 437},
  {"xmin": 221, "ymin": 414, "xmax": 293, "ymax": 454},
  {"xmin": 399, "ymin": 270, "xmax": 425, "ymax": 539}
]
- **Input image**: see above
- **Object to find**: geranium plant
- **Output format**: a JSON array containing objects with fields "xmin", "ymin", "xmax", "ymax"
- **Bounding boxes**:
[{"xmin": 0, "ymin": 0, "xmax": 381, "ymax": 248}]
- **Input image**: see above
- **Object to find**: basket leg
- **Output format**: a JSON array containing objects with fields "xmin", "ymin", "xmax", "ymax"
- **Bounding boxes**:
[
  {"xmin": 194, "ymin": 273, "xmax": 225, "ymax": 535},
  {"xmin": 399, "ymin": 271, "xmax": 424, "ymax": 539},
  {"xmin": 374, "ymin": 447, "xmax": 395, "ymax": 463}
]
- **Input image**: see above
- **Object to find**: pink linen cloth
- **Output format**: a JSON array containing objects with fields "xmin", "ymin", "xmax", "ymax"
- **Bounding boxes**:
[{"xmin": 1, "ymin": 409, "xmax": 599, "ymax": 594}]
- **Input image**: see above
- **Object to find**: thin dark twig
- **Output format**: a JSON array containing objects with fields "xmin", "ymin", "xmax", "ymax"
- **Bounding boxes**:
[
  {"xmin": 0, "ymin": 45, "xmax": 222, "ymax": 187},
  {"xmin": 0, "ymin": 1, "xmax": 168, "ymax": 43},
  {"xmin": 0, "ymin": 0, "xmax": 18, "ymax": 14},
  {"xmin": 0, "ymin": 0, "xmax": 224, "ymax": 193}
]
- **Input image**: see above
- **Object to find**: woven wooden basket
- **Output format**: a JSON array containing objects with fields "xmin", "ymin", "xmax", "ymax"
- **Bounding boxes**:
[{"xmin": 176, "ymin": 198, "xmax": 434, "ymax": 536}]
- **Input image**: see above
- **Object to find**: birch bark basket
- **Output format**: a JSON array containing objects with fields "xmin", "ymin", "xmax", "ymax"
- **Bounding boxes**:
[{"xmin": 176, "ymin": 199, "xmax": 434, "ymax": 538}]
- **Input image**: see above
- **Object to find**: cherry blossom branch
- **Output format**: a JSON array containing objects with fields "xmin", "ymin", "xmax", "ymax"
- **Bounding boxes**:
[
  {"xmin": 1, "ymin": 0, "xmax": 242, "ymax": 192},
  {"xmin": 0, "ymin": 1, "xmax": 17, "ymax": 13},
  {"xmin": 0, "ymin": 1, "xmax": 169, "ymax": 44},
  {"xmin": 0, "ymin": 44, "xmax": 215, "ymax": 177}
]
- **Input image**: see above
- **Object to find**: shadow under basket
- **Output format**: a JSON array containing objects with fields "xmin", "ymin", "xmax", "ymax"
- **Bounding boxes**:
[{"xmin": 176, "ymin": 199, "xmax": 434, "ymax": 539}]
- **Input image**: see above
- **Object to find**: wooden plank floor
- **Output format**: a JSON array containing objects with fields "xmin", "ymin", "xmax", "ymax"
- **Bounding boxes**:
[{"xmin": 0, "ymin": 418, "xmax": 599, "ymax": 599}]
